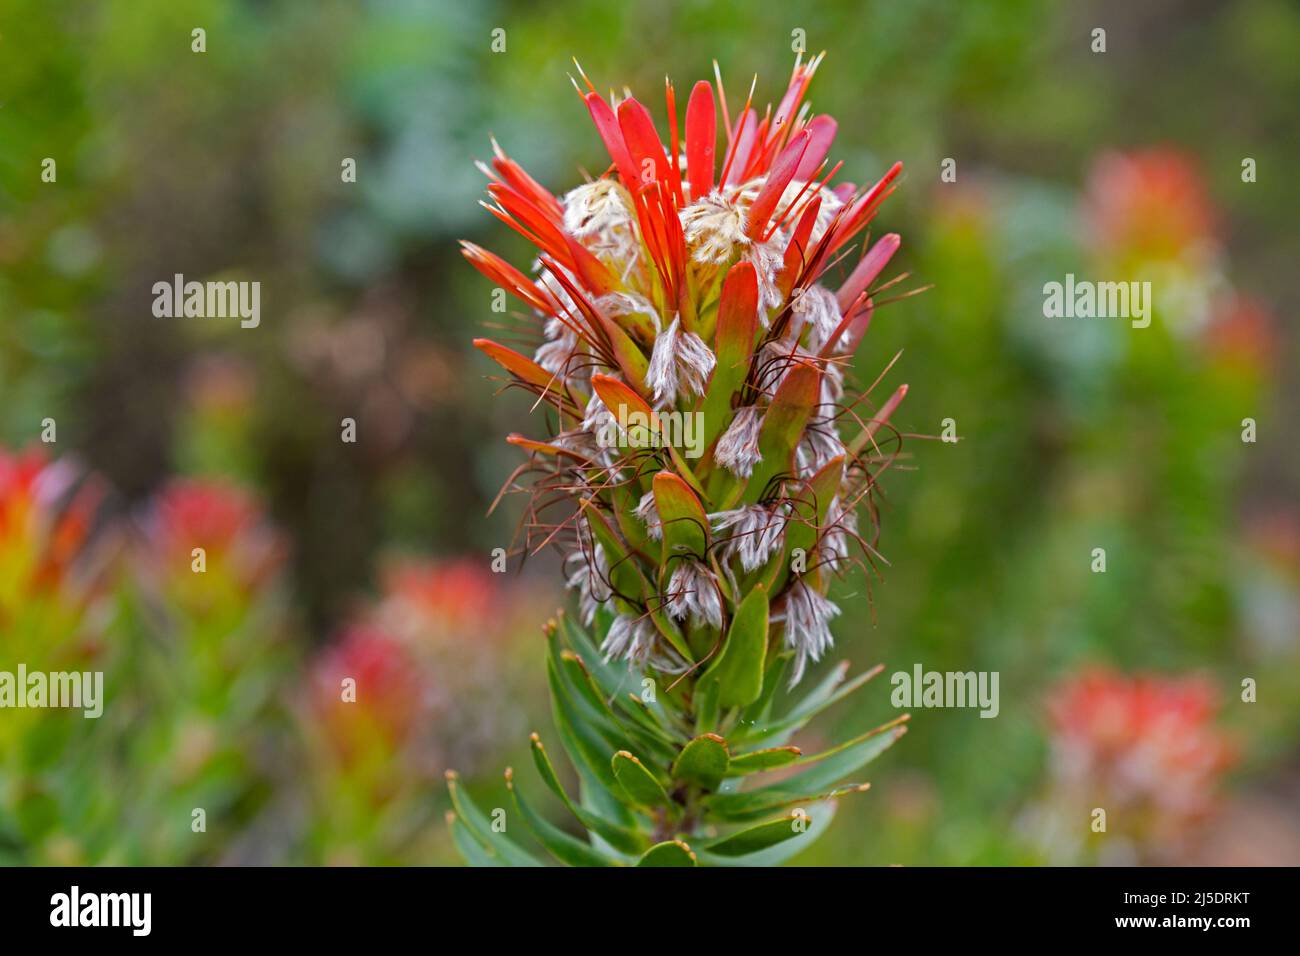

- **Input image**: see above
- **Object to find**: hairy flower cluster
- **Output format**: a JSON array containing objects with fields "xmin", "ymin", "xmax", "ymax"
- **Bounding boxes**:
[{"xmin": 465, "ymin": 56, "xmax": 910, "ymax": 687}]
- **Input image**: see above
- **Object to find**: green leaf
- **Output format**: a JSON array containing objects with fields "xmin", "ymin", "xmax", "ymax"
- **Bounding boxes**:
[
  {"xmin": 671, "ymin": 734, "xmax": 730, "ymax": 791},
  {"xmin": 611, "ymin": 751, "xmax": 673, "ymax": 810},
  {"xmin": 446, "ymin": 811, "xmax": 505, "ymax": 867},
  {"xmin": 726, "ymin": 746, "xmax": 802, "ymax": 775},
  {"xmin": 736, "ymin": 652, "xmax": 790, "ymax": 734},
  {"xmin": 743, "ymin": 662, "xmax": 885, "ymax": 746},
  {"xmin": 767, "ymin": 718, "xmax": 909, "ymax": 794},
  {"xmin": 704, "ymin": 719, "xmax": 905, "ymax": 823},
  {"xmin": 557, "ymin": 613, "xmax": 680, "ymax": 739},
  {"xmin": 703, "ymin": 781, "xmax": 871, "ymax": 824},
  {"xmin": 699, "ymin": 584, "xmax": 768, "ymax": 708},
  {"xmin": 582, "ymin": 503, "xmax": 693, "ymax": 664},
  {"xmin": 581, "ymin": 503, "xmax": 652, "ymax": 606},
  {"xmin": 507, "ymin": 768, "xmax": 617, "ymax": 867},
  {"xmin": 653, "ymin": 471, "xmax": 710, "ymax": 562},
  {"xmin": 637, "ymin": 840, "xmax": 697, "ymax": 867},
  {"xmin": 693, "ymin": 675, "xmax": 721, "ymax": 735},
  {"xmin": 761, "ymin": 454, "xmax": 844, "ymax": 593},
  {"xmin": 611, "ymin": 480, "xmax": 655, "ymax": 555},
  {"xmin": 555, "ymin": 646, "xmax": 674, "ymax": 763},
  {"xmin": 702, "ymin": 813, "xmax": 810, "ymax": 857},
  {"xmin": 697, "ymin": 799, "xmax": 839, "ymax": 866},
  {"xmin": 445, "ymin": 770, "xmax": 543, "ymax": 867},
  {"xmin": 546, "ymin": 653, "xmax": 634, "ymax": 816},
  {"xmin": 732, "ymin": 363, "xmax": 821, "ymax": 507},
  {"xmin": 529, "ymin": 734, "xmax": 648, "ymax": 857},
  {"xmin": 698, "ymin": 261, "xmax": 759, "ymax": 447}
]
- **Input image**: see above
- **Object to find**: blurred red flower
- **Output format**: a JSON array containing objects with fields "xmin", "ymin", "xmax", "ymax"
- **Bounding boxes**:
[
  {"xmin": 1047, "ymin": 667, "xmax": 1236, "ymax": 846},
  {"xmin": 1083, "ymin": 148, "xmax": 1217, "ymax": 265},
  {"xmin": 137, "ymin": 477, "xmax": 286, "ymax": 615}
]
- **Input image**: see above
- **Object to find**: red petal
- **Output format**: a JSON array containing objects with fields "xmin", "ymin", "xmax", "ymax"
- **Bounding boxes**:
[
  {"xmin": 584, "ymin": 92, "xmax": 639, "ymax": 186},
  {"xmin": 745, "ymin": 130, "xmax": 809, "ymax": 240},
  {"xmin": 721, "ymin": 108, "xmax": 757, "ymax": 187},
  {"xmin": 685, "ymin": 80, "xmax": 716, "ymax": 200},
  {"xmin": 836, "ymin": 233, "xmax": 901, "ymax": 313},
  {"xmin": 779, "ymin": 195, "xmax": 822, "ymax": 298},
  {"xmin": 828, "ymin": 162, "xmax": 903, "ymax": 254},
  {"xmin": 459, "ymin": 241, "xmax": 555, "ymax": 314},
  {"xmin": 617, "ymin": 97, "xmax": 673, "ymax": 198},
  {"xmin": 794, "ymin": 116, "xmax": 837, "ymax": 179}
]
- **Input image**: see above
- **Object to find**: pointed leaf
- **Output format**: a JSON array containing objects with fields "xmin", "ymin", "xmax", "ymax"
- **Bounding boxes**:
[
  {"xmin": 584, "ymin": 92, "xmax": 639, "ymax": 187},
  {"xmin": 740, "ymin": 662, "xmax": 886, "ymax": 747},
  {"xmin": 794, "ymin": 115, "xmax": 837, "ymax": 179},
  {"xmin": 530, "ymin": 734, "xmax": 648, "ymax": 857},
  {"xmin": 445, "ymin": 770, "xmax": 543, "ymax": 867},
  {"xmin": 727, "ymin": 745, "xmax": 802, "ymax": 775},
  {"xmin": 745, "ymin": 130, "xmax": 809, "ymax": 240},
  {"xmin": 702, "ymin": 813, "xmax": 810, "ymax": 857},
  {"xmin": 617, "ymin": 97, "xmax": 673, "ymax": 196},
  {"xmin": 765, "ymin": 719, "xmax": 908, "ymax": 794},
  {"xmin": 699, "ymin": 262, "xmax": 759, "ymax": 446},
  {"xmin": 590, "ymin": 374, "xmax": 707, "ymax": 496},
  {"xmin": 697, "ymin": 798, "xmax": 838, "ymax": 866},
  {"xmin": 737, "ymin": 363, "xmax": 821, "ymax": 505},
  {"xmin": 506, "ymin": 768, "xmax": 616, "ymax": 867},
  {"xmin": 446, "ymin": 812, "xmax": 506, "ymax": 867},
  {"xmin": 547, "ymin": 651, "xmax": 632, "ymax": 801},
  {"xmin": 460, "ymin": 241, "xmax": 555, "ymax": 314},
  {"xmin": 762, "ymin": 454, "xmax": 844, "ymax": 593},
  {"xmin": 699, "ymin": 583, "xmax": 768, "ymax": 708},
  {"xmin": 703, "ymin": 781, "xmax": 870, "ymax": 824}
]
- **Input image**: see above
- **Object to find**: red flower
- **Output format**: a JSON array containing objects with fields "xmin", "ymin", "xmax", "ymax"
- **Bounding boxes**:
[
  {"xmin": 0, "ymin": 446, "xmax": 106, "ymax": 645},
  {"xmin": 1047, "ymin": 667, "xmax": 1236, "ymax": 833},
  {"xmin": 308, "ymin": 625, "xmax": 424, "ymax": 768},
  {"xmin": 377, "ymin": 557, "xmax": 498, "ymax": 638},
  {"xmin": 138, "ymin": 477, "xmax": 285, "ymax": 611},
  {"xmin": 1082, "ymin": 148, "xmax": 1217, "ymax": 265},
  {"xmin": 1203, "ymin": 293, "xmax": 1277, "ymax": 375}
]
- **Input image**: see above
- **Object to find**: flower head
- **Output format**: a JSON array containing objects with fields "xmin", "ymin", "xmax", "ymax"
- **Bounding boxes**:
[
  {"xmin": 1043, "ymin": 667, "xmax": 1236, "ymax": 856},
  {"xmin": 465, "ymin": 57, "xmax": 911, "ymax": 682},
  {"xmin": 137, "ymin": 477, "xmax": 286, "ymax": 618},
  {"xmin": 0, "ymin": 446, "xmax": 107, "ymax": 656}
]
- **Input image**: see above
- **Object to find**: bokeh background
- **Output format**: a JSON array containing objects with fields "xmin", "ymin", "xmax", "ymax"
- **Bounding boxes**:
[{"xmin": 1, "ymin": 0, "xmax": 1297, "ymax": 865}]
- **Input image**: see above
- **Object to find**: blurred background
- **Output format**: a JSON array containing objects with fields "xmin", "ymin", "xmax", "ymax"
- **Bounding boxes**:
[{"xmin": 1, "ymin": 0, "xmax": 1296, "ymax": 865}]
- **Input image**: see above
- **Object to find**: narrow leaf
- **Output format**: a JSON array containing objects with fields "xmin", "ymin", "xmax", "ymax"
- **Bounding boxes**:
[
  {"xmin": 727, "ymin": 746, "xmax": 802, "ymax": 775},
  {"xmin": 530, "ymin": 734, "xmax": 648, "ymax": 857},
  {"xmin": 703, "ymin": 813, "xmax": 810, "ymax": 857},
  {"xmin": 445, "ymin": 770, "xmax": 543, "ymax": 867},
  {"xmin": 506, "ymin": 768, "xmax": 616, "ymax": 867},
  {"xmin": 699, "ymin": 584, "xmax": 768, "ymax": 708}
]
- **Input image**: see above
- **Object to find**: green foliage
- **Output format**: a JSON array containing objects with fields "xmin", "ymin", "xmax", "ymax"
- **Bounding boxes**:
[{"xmin": 447, "ymin": 614, "xmax": 903, "ymax": 866}]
